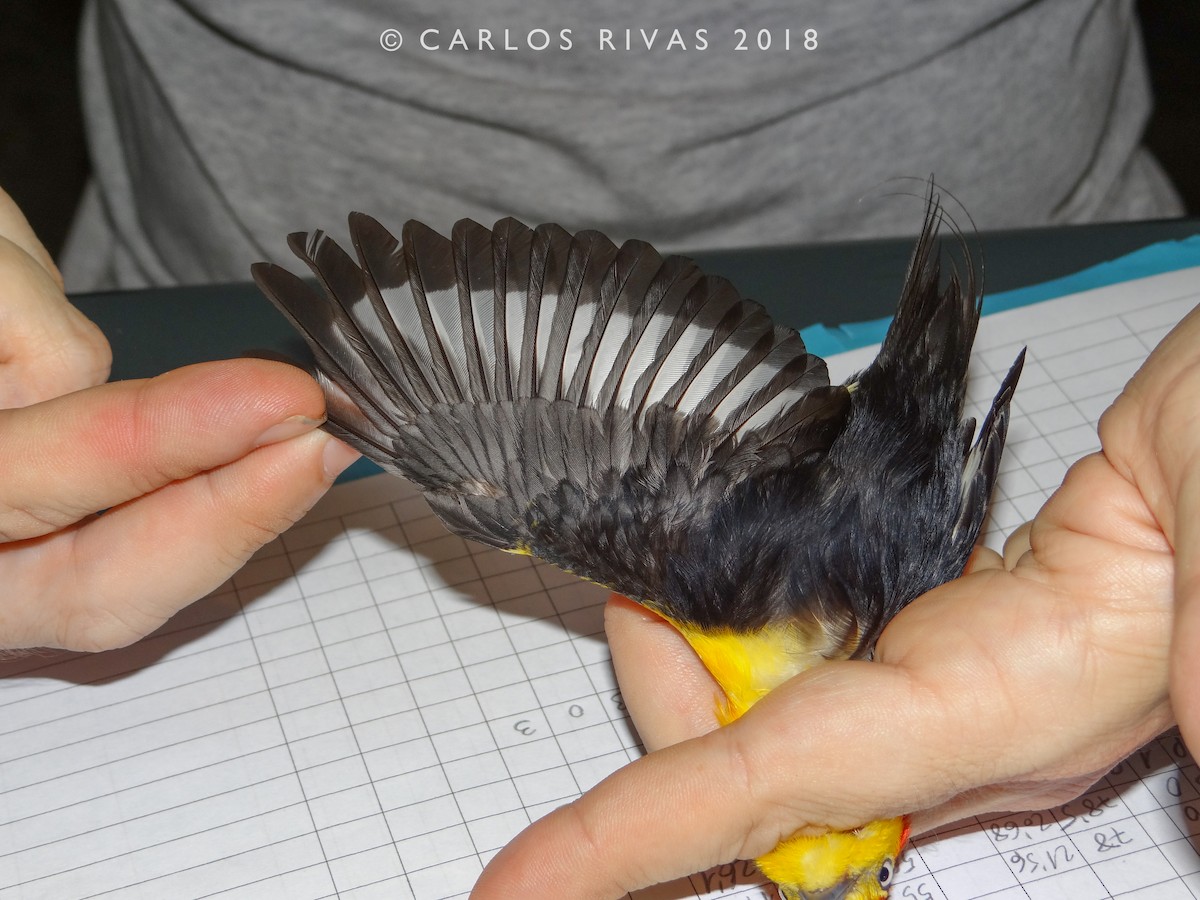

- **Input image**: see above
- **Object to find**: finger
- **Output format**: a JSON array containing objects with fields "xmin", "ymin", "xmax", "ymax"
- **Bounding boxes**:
[
  {"xmin": 1, "ymin": 430, "xmax": 360, "ymax": 651},
  {"xmin": 1003, "ymin": 521, "xmax": 1033, "ymax": 569},
  {"xmin": 0, "ymin": 211, "xmax": 111, "ymax": 405},
  {"xmin": 473, "ymin": 734, "xmax": 756, "ymax": 900},
  {"xmin": 964, "ymin": 545, "xmax": 1003, "ymax": 573},
  {"xmin": 0, "ymin": 186, "xmax": 62, "ymax": 286},
  {"xmin": 472, "ymin": 724, "xmax": 784, "ymax": 899},
  {"xmin": 1100, "ymin": 304, "xmax": 1200, "ymax": 528},
  {"xmin": 0, "ymin": 358, "xmax": 326, "ymax": 540},
  {"xmin": 473, "ymin": 662, "xmax": 947, "ymax": 900},
  {"xmin": 605, "ymin": 594, "xmax": 721, "ymax": 751}
]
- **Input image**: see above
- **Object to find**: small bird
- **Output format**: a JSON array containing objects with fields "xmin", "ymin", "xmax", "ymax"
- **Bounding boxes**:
[{"xmin": 253, "ymin": 192, "xmax": 1023, "ymax": 900}]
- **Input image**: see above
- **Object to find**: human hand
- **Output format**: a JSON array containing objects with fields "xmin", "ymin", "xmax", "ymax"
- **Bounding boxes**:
[
  {"xmin": 470, "ymin": 308, "xmax": 1200, "ymax": 899},
  {"xmin": 1094, "ymin": 305, "xmax": 1200, "ymax": 754},
  {"xmin": 0, "ymin": 186, "xmax": 111, "ymax": 407},
  {"xmin": 0, "ymin": 187, "xmax": 361, "ymax": 652}
]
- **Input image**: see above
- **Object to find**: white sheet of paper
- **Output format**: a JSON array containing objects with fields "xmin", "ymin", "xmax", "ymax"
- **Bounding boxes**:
[{"xmin": 2, "ymin": 266, "xmax": 1197, "ymax": 900}]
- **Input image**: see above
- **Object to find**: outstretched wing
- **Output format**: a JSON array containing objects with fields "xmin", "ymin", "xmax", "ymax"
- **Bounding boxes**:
[{"xmin": 252, "ymin": 215, "xmax": 848, "ymax": 607}]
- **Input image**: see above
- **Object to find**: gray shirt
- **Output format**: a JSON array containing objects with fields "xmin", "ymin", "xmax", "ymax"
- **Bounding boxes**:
[{"xmin": 63, "ymin": 0, "xmax": 1183, "ymax": 290}]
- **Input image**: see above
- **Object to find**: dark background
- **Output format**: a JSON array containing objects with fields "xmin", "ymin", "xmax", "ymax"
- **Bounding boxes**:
[{"xmin": 3, "ymin": 1, "xmax": 1198, "ymax": 259}]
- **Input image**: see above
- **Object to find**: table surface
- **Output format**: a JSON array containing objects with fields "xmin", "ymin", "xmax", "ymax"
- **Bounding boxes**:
[{"xmin": 72, "ymin": 217, "xmax": 1200, "ymax": 383}]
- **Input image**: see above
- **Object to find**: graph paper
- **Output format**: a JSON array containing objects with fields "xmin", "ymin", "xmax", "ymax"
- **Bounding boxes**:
[{"xmin": 1, "ymin": 265, "xmax": 1198, "ymax": 900}]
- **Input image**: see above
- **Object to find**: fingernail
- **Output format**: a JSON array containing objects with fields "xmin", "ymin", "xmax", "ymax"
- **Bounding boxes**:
[
  {"xmin": 254, "ymin": 414, "xmax": 323, "ymax": 448},
  {"xmin": 322, "ymin": 435, "xmax": 361, "ymax": 480}
]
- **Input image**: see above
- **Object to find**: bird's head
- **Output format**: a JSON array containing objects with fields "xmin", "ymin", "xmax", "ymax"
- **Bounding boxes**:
[{"xmin": 757, "ymin": 815, "xmax": 910, "ymax": 900}]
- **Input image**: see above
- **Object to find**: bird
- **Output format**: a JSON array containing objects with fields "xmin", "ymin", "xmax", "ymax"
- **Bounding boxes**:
[{"xmin": 252, "ymin": 191, "xmax": 1024, "ymax": 900}]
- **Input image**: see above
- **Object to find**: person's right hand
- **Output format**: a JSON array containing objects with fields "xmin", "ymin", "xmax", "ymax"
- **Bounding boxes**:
[
  {"xmin": 1099, "ymin": 303, "xmax": 1200, "ymax": 750},
  {"xmin": 471, "ymin": 304, "xmax": 1200, "ymax": 900}
]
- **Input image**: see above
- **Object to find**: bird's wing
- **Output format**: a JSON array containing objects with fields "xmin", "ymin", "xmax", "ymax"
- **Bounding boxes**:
[{"xmin": 252, "ymin": 215, "xmax": 849, "ymax": 605}]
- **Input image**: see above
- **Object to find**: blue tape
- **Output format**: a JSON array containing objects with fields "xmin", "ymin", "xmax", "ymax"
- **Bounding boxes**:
[{"xmin": 799, "ymin": 234, "xmax": 1200, "ymax": 357}]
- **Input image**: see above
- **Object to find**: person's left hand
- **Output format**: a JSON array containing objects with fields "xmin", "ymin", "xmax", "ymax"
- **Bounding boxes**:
[{"xmin": 0, "ymin": 186, "xmax": 360, "ymax": 652}]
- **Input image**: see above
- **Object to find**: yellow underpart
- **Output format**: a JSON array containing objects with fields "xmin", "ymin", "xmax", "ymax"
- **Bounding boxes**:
[
  {"xmin": 661, "ymin": 614, "xmax": 907, "ymax": 897},
  {"xmin": 757, "ymin": 818, "xmax": 906, "ymax": 899},
  {"xmin": 666, "ymin": 620, "xmax": 811, "ymax": 724},
  {"xmin": 503, "ymin": 544, "xmax": 533, "ymax": 556}
]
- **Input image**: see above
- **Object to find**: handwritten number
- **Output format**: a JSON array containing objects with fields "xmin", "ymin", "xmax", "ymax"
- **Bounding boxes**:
[{"xmin": 1167, "ymin": 775, "xmax": 1183, "ymax": 799}]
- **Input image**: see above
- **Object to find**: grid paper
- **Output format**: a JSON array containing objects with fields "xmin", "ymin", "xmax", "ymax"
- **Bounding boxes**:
[{"xmin": 1, "ymin": 266, "xmax": 1198, "ymax": 900}]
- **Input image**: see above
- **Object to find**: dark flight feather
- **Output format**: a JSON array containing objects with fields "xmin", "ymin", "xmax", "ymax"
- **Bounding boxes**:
[{"xmin": 253, "ymin": 193, "xmax": 1022, "ymax": 656}]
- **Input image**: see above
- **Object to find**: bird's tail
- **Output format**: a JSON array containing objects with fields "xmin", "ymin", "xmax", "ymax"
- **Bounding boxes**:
[
  {"xmin": 842, "ymin": 187, "xmax": 1025, "ymax": 559},
  {"xmin": 868, "ymin": 189, "xmax": 980, "ymax": 407},
  {"xmin": 953, "ymin": 347, "xmax": 1025, "ymax": 543}
]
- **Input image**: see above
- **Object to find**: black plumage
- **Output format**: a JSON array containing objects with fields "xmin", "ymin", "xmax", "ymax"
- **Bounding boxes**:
[{"xmin": 253, "ymin": 194, "xmax": 1023, "ymax": 662}]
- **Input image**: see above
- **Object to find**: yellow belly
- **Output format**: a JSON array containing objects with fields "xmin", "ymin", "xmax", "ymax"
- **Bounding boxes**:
[
  {"xmin": 665, "ymin": 617, "xmax": 843, "ymax": 724},
  {"xmin": 653, "ymin": 608, "xmax": 907, "ymax": 899}
]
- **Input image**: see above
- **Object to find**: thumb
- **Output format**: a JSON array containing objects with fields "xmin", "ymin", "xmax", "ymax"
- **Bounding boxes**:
[
  {"xmin": 472, "ymin": 662, "xmax": 932, "ymax": 899},
  {"xmin": 470, "ymin": 723, "xmax": 774, "ymax": 900}
]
